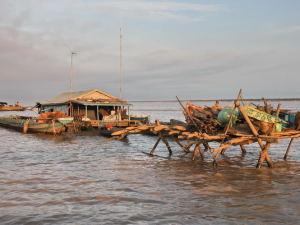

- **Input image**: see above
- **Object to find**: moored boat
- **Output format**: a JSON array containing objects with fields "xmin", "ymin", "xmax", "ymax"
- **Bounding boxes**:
[
  {"xmin": 0, "ymin": 102, "xmax": 25, "ymax": 111},
  {"xmin": 99, "ymin": 126, "xmax": 127, "ymax": 138},
  {"xmin": 0, "ymin": 115, "xmax": 73, "ymax": 135}
]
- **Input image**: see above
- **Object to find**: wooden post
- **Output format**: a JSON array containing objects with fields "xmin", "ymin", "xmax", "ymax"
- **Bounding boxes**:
[
  {"xmin": 174, "ymin": 138, "xmax": 190, "ymax": 153},
  {"xmin": 275, "ymin": 103, "xmax": 281, "ymax": 117},
  {"xmin": 284, "ymin": 138, "xmax": 294, "ymax": 160},
  {"xmin": 219, "ymin": 89, "xmax": 242, "ymax": 156},
  {"xmin": 96, "ymin": 106, "xmax": 99, "ymax": 120},
  {"xmin": 184, "ymin": 142, "xmax": 195, "ymax": 153},
  {"xmin": 238, "ymin": 105, "xmax": 264, "ymax": 148},
  {"xmin": 257, "ymin": 142, "xmax": 272, "ymax": 168},
  {"xmin": 238, "ymin": 104, "xmax": 273, "ymax": 168},
  {"xmin": 192, "ymin": 143, "xmax": 203, "ymax": 160},
  {"xmin": 161, "ymin": 137, "xmax": 172, "ymax": 155},
  {"xmin": 85, "ymin": 105, "xmax": 88, "ymax": 119},
  {"xmin": 223, "ymin": 89, "xmax": 242, "ymax": 135},
  {"xmin": 23, "ymin": 119, "xmax": 30, "ymax": 134},
  {"xmin": 52, "ymin": 119, "xmax": 56, "ymax": 135},
  {"xmin": 128, "ymin": 105, "xmax": 130, "ymax": 125},
  {"xmin": 96, "ymin": 105, "xmax": 99, "ymax": 127},
  {"xmin": 149, "ymin": 137, "xmax": 161, "ymax": 156},
  {"xmin": 69, "ymin": 102, "xmax": 73, "ymax": 117},
  {"xmin": 240, "ymin": 145, "xmax": 246, "ymax": 155},
  {"xmin": 203, "ymin": 142, "xmax": 211, "ymax": 151}
]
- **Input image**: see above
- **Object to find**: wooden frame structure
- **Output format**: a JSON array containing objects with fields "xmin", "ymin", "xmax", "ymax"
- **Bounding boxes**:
[{"xmin": 112, "ymin": 90, "xmax": 300, "ymax": 168}]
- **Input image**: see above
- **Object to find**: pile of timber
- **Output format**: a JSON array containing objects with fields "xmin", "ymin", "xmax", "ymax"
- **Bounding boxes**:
[
  {"xmin": 184, "ymin": 102, "xmax": 222, "ymax": 133},
  {"xmin": 112, "ymin": 122, "xmax": 225, "ymax": 141}
]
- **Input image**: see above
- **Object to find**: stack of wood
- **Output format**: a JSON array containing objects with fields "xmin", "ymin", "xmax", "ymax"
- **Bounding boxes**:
[
  {"xmin": 183, "ymin": 102, "xmax": 222, "ymax": 133},
  {"xmin": 111, "ymin": 91, "xmax": 300, "ymax": 168}
]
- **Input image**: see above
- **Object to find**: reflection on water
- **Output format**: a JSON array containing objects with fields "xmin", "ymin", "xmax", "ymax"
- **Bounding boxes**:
[{"xmin": 1, "ymin": 101, "xmax": 300, "ymax": 224}]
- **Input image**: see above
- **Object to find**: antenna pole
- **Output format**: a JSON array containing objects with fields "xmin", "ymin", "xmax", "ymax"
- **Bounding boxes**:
[
  {"xmin": 119, "ymin": 27, "xmax": 123, "ymax": 99},
  {"xmin": 69, "ymin": 52, "xmax": 76, "ymax": 92}
]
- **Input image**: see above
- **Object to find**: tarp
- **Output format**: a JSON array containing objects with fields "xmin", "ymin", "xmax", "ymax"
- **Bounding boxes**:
[{"xmin": 244, "ymin": 106, "xmax": 287, "ymax": 124}]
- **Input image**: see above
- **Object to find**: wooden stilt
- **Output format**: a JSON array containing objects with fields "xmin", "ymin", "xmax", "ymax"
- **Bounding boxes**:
[
  {"xmin": 162, "ymin": 137, "xmax": 172, "ymax": 155},
  {"xmin": 174, "ymin": 138, "xmax": 190, "ymax": 153},
  {"xmin": 219, "ymin": 90, "xmax": 242, "ymax": 156},
  {"xmin": 237, "ymin": 103, "xmax": 274, "ymax": 168},
  {"xmin": 257, "ymin": 142, "xmax": 273, "ymax": 168},
  {"xmin": 203, "ymin": 142, "xmax": 210, "ymax": 151},
  {"xmin": 23, "ymin": 119, "xmax": 30, "ymax": 134},
  {"xmin": 52, "ymin": 120, "xmax": 56, "ymax": 135},
  {"xmin": 183, "ymin": 142, "xmax": 195, "ymax": 153},
  {"xmin": 149, "ymin": 137, "xmax": 161, "ymax": 156},
  {"xmin": 284, "ymin": 138, "xmax": 294, "ymax": 160},
  {"xmin": 192, "ymin": 143, "xmax": 203, "ymax": 160},
  {"xmin": 240, "ymin": 145, "xmax": 246, "ymax": 155}
]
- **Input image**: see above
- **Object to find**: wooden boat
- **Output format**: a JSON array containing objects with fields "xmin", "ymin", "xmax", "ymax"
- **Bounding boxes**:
[
  {"xmin": 0, "ymin": 116, "xmax": 71, "ymax": 134},
  {"xmin": 0, "ymin": 102, "xmax": 25, "ymax": 111},
  {"xmin": 99, "ymin": 126, "xmax": 127, "ymax": 138},
  {"xmin": 129, "ymin": 114, "xmax": 150, "ymax": 125}
]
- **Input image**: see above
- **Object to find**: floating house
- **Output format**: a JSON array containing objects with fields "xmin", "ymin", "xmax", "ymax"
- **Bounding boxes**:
[{"xmin": 38, "ymin": 89, "xmax": 131, "ymax": 127}]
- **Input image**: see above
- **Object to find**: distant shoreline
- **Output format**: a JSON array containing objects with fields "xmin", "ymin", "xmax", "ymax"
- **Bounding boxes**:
[{"xmin": 129, "ymin": 98, "xmax": 300, "ymax": 103}]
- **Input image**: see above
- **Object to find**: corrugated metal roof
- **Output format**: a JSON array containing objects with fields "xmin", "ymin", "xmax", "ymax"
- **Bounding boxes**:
[
  {"xmin": 42, "ymin": 89, "xmax": 128, "ymax": 105},
  {"xmin": 72, "ymin": 100, "xmax": 131, "ymax": 106}
]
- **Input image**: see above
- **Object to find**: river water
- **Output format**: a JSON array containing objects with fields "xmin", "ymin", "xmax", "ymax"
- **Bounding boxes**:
[{"xmin": 0, "ymin": 101, "xmax": 300, "ymax": 225}]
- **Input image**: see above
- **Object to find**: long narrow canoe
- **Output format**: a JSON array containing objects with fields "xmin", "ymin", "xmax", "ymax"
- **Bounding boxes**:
[
  {"xmin": 0, "ymin": 116, "xmax": 69, "ymax": 135},
  {"xmin": 0, "ymin": 105, "xmax": 25, "ymax": 111}
]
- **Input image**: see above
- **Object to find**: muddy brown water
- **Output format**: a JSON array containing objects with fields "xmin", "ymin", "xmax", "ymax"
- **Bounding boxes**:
[{"xmin": 0, "ymin": 101, "xmax": 300, "ymax": 225}]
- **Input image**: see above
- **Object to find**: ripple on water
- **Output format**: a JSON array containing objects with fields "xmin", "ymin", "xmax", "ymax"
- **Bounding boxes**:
[{"xmin": 1, "ymin": 104, "xmax": 300, "ymax": 224}]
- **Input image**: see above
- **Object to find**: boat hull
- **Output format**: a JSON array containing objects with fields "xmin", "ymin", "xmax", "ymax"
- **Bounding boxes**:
[
  {"xmin": 99, "ymin": 127, "xmax": 127, "ymax": 138},
  {"xmin": 0, "ymin": 106, "xmax": 25, "ymax": 111},
  {"xmin": 0, "ymin": 116, "xmax": 66, "ymax": 134}
]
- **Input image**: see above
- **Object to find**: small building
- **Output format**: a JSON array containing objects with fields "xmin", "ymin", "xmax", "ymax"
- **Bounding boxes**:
[{"xmin": 39, "ymin": 89, "xmax": 131, "ymax": 127}]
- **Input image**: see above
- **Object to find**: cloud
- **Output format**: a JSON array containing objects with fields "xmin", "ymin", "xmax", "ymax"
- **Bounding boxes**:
[{"xmin": 92, "ymin": 0, "xmax": 223, "ymax": 21}]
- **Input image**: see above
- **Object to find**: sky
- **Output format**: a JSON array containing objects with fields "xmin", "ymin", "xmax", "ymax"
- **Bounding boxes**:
[{"xmin": 0, "ymin": 0, "xmax": 300, "ymax": 104}]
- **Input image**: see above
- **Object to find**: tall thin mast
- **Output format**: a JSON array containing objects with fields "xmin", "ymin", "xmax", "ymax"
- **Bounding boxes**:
[
  {"xmin": 69, "ymin": 52, "xmax": 76, "ymax": 92},
  {"xmin": 119, "ymin": 27, "xmax": 123, "ymax": 99}
]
